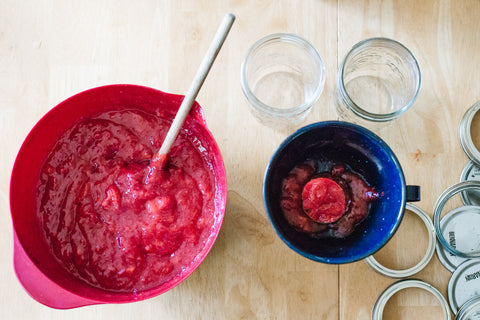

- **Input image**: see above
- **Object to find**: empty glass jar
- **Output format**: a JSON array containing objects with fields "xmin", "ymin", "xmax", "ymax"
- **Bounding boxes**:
[
  {"xmin": 241, "ymin": 33, "xmax": 325, "ymax": 129},
  {"xmin": 335, "ymin": 37, "xmax": 421, "ymax": 125}
]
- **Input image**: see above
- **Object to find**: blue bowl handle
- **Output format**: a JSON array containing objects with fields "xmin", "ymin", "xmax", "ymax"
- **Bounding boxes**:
[{"xmin": 406, "ymin": 185, "xmax": 421, "ymax": 202}]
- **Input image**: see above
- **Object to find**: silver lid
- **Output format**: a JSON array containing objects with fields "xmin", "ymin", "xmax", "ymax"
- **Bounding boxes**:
[
  {"xmin": 364, "ymin": 203, "xmax": 436, "ymax": 278},
  {"xmin": 434, "ymin": 182, "xmax": 480, "ymax": 258},
  {"xmin": 460, "ymin": 161, "xmax": 480, "ymax": 206},
  {"xmin": 459, "ymin": 101, "xmax": 480, "ymax": 167},
  {"xmin": 448, "ymin": 259, "xmax": 480, "ymax": 315},
  {"xmin": 435, "ymin": 206, "xmax": 480, "ymax": 272},
  {"xmin": 456, "ymin": 296, "xmax": 480, "ymax": 320},
  {"xmin": 372, "ymin": 279, "xmax": 451, "ymax": 320}
]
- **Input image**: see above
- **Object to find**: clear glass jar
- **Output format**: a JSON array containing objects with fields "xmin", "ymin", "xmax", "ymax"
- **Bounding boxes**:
[
  {"xmin": 335, "ymin": 37, "xmax": 421, "ymax": 125},
  {"xmin": 241, "ymin": 33, "xmax": 325, "ymax": 130}
]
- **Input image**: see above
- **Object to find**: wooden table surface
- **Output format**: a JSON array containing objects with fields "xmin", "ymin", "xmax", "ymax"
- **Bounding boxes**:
[{"xmin": 2, "ymin": 0, "xmax": 480, "ymax": 319}]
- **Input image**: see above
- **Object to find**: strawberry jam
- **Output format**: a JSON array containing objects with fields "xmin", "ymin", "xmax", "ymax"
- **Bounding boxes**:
[
  {"xmin": 302, "ymin": 177, "xmax": 346, "ymax": 224},
  {"xmin": 280, "ymin": 162, "xmax": 380, "ymax": 238},
  {"xmin": 37, "ymin": 109, "xmax": 216, "ymax": 292}
]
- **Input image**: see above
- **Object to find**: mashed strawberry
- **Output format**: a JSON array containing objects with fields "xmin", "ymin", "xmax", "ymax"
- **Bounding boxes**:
[
  {"xmin": 280, "ymin": 163, "xmax": 380, "ymax": 238},
  {"xmin": 37, "ymin": 110, "xmax": 216, "ymax": 292}
]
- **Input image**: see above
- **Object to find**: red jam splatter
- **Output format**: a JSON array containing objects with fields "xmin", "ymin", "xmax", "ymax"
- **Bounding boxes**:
[
  {"xmin": 414, "ymin": 148, "xmax": 422, "ymax": 162},
  {"xmin": 302, "ymin": 178, "xmax": 346, "ymax": 224},
  {"xmin": 280, "ymin": 163, "xmax": 380, "ymax": 238},
  {"xmin": 37, "ymin": 110, "xmax": 216, "ymax": 292}
]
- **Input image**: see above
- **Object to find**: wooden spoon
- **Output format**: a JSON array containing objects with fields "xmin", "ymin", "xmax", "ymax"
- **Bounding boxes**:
[{"xmin": 152, "ymin": 13, "xmax": 235, "ymax": 168}]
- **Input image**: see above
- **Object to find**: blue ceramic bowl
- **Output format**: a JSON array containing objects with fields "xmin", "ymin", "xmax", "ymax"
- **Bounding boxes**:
[{"xmin": 263, "ymin": 121, "xmax": 418, "ymax": 264}]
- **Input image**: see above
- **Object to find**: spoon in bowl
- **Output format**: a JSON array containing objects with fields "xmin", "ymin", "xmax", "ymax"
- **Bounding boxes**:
[{"xmin": 151, "ymin": 13, "xmax": 235, "ymax": 169}]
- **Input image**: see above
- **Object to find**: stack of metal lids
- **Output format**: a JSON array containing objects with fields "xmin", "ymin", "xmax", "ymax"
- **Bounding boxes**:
[
  {"xmin": 370, "ymin": 101, "xmax": 480, "ymax": 320},
  {"xmin": 367, "ymin": 203, "xmax": 451, "ymax": 319},
  {"xmin": 434, "ymin": 101, "xmax": 480, "ymax": 319}
]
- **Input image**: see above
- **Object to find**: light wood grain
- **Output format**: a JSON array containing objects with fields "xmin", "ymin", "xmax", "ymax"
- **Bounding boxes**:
[
  {"xmin": 155, "ymin": 13, "xmax": 234, "ymax": 164},
  {"xmin": 337, "ymin": 1, "xmax": 480, "ymax": 319},
  {"xmin": 1, "ymin": 0, "xmax": 480, "ymax": 319}
]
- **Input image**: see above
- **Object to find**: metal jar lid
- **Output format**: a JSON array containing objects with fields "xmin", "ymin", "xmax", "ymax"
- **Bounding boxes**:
[
  {"xmin": 435, "ymin": 206, "xmax": 480, "ymax": 272},
  {"xmin": 459, "ymin": 101, "xmax": 480, "ymax": 167},
  {"xmin": 372, "ymin": 279, "xmax": 451, "ymax": 320},
  {"xmin": 364, "ymin": 203, "xmax": 436, "ymax": 278},
  {"xmin": 455, "ymin": 296, "xmax": 480, "ymax": 320},
  {"xmin": 433, "ymin": 181, "xmax": 480, "ymax": 258},
  {"xmin": 460, "ymin": 161, "xmax": 480, "ymax": 206},
  {"xmin": 448, "ymin": 259, "xmax": 480, "ymax": 315}
]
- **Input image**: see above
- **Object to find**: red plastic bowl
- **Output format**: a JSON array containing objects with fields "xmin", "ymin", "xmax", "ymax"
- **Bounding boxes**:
[{"xmin": 9, "ymin": 84, "xmax": 227, "ymax": 309}]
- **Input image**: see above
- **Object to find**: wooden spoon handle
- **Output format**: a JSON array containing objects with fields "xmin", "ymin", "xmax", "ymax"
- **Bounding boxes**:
[{"xmin": 153, "ymin": 13, "xmax": 235, "ymax": 166}]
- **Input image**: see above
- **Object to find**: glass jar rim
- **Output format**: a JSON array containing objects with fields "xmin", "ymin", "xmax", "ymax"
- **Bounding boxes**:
[
  {"xmin": 336, "ymin": 37, "xmax": 421, "ymax": 122},
  {"xmin": 240, "ymin": 33, "xmax": 326, "ymax": 116}
]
